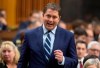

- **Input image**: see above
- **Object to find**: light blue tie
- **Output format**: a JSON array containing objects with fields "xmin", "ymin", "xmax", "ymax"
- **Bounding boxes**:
[{"xmin": 44, "ymin": 32, "xmax": 51, "ymax": 61}]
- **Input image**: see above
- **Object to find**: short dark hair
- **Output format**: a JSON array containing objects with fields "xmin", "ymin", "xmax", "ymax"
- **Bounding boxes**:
[
  {"xmin": 74, "ymin": 27, "xmax": 88, "ymax": 36},
  {"xmin": 43, "ymin": 3, "xmax": 61, "ymax": 16},
  {"xmin": 76, "ymin": 40, "xmax": 87, "ymax": 48}
]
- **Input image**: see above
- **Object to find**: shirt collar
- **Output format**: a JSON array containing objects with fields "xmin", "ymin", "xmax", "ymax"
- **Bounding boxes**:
[
  {"xmin": 43, "ymin": 24, "xmax": 57, "ymax": 35},
  {"xmin": 78, "ymin": 57, "xmax": 84, "ymax": 63}
]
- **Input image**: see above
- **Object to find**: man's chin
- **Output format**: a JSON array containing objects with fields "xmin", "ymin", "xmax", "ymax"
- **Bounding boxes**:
[
  {"xmin": 46, "ymin": 26, "xmax": 54, "ymax": 30},
  {"xmin": 78, "ymin": 56, "xmax": 83, "ymax": 59}
]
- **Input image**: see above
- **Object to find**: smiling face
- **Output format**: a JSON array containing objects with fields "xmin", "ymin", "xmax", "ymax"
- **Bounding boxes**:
[{"xmin": 43, "ymin": 9, "xmax": 60, "ymax": 30}]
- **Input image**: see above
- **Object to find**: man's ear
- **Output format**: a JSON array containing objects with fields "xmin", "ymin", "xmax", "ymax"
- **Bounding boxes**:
[{"xmin": 59, "ymin": 16, "xmax": 61, "ymax": 19}]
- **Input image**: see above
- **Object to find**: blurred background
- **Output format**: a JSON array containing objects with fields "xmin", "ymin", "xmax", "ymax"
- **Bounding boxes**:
[
  {"xmin": 0, "ymin": 0, "xmax": 100, "ymax": 45},
  {"xmin": 0, "ymin": 0, "xmax": 100, "ymax": 27}
]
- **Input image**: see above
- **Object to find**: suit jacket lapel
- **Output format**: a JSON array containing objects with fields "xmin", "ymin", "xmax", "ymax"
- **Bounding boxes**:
[
  {"xmin": 38, "ymin": 26, "xmax": 63, "ymax": 63},
  {"xmin": 37, "ymin": 27, "xmax": 47, "ymax": 62},
  {"xmin": 50, "ymin": 26, "xmax": 61, "ymax": 58},
  {"xmin": 37, "ymin": 26, "xmax": 49, "ymax": 63}
]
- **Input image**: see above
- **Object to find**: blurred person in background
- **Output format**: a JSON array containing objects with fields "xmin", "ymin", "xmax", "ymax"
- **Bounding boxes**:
[
  {"xmin": 76, "ymin": 40, "xmax": 87, "ymax": 68},
  {"xmin": 58, "ymin": 20, "xmax": 66, "ymax": 29},
  {"xmin": 83, "ymin": 55, "xmax": 99, "ymax": 65},
  {"xmin": 72, "ymin": 19, "xmax": 87, "ymax": 30},
  {"xmin": 87, "ymin": 41, "xmax": 100, "ymax": 58},
  {"xmin": 13, "ymin": 11, "xmax": 42, "ymax": 48},
  {"xmin": 83, "ymin": 58, "xmax": 100, "ymax": 68},
  {"xmin": 94, "ymin": 23, "xmax": 100, "ymax": 41},
  {"xmin": 74, "ymin": 27, "xmax": 88, "ymax": 43},
  {"xmin": 13, "ymin": 20, "xmax": 42, "ymax": 47},
  {"xmin": 85, "ymin": 23, "xmax": 94, "ymax": 44},
  {"xmin": 0, "ymin": 41, "xmax": 20, "ymax": 68},
  {"xmin": 0, "ymin": 9, "xmax": 7, "ymax": 30},
  {"xmin": 0, "ymin": 9, "xmax": 6, "ymax": 18},
  {"xmin": 97, "ymin": 34, "xmax": 100, "ymax": 43},
  {"xmin": 18, "ymin": 11, "xmax": 42, "ymax": 30}
]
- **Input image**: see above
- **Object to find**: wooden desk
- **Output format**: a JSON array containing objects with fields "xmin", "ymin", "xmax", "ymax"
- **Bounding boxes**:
[{"xmin": 0, "ymin": 30, "xmax": 17, "ymax": 41}]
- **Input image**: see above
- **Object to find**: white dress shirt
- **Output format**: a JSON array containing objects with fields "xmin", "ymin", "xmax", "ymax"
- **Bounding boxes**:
[
  {"xmin": 43, "ymin": 24, "xmax": 65, "ymax": 65},
  {"xmin": 77, "ymin": 57, "xmax": 84, "ymax": 68}
]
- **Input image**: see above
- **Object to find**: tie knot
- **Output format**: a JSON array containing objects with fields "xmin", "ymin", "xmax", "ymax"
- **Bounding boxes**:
[
  {"xmin": 47, "ymin": 31, "xmax": 51, "ymax": 34},
  {"xmin": 47, "ymin": 33, "xmax": 51, "ymax": 41},
  {"xmin": 48, "ymin": 30, "xmax": 51, "ymax": 32},
  {"xmin": 80, "ymin": 61, "xmax": 82, "ymax": 63}
]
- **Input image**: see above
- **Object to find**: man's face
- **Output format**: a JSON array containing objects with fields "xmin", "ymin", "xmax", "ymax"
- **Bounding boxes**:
[
  {"xmin": 43, "ymin": 9, "xmax": 60, "ymax": 30},
  {"xmin": 76, "ymin": 43, "xmax": 87, "ymax": 59},
  {"xmin": 29, "ymin": 13, "xmax": 40, "ymax": 22},
  {"xmin": 88, "ymin": 45, "xmax": 100, "ymax": 57}
]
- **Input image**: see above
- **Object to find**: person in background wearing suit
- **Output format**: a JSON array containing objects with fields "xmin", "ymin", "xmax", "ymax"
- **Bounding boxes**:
[
  {"xmin": 76, "ymin": 40, "xmax": 87, "ymax": 68},
  {"xmin": 17, "ymin": 3, "xmax": 78, "ymax": 68},
  {"xmin": 18, "ymin": 11, "xmax": 42, "ymax": 30}
]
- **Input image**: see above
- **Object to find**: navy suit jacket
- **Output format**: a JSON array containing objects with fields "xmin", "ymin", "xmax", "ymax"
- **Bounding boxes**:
[
  {"xmin": 0, "ymin": 22, "xmax": 7, "ymax": 30},
  {"xmin": 18, "ymin": 21, "xmax": 31, "ymax": 30},
  {"xmin": 17, "ymin": 26, "xmax": 78, "ymax": 68}
]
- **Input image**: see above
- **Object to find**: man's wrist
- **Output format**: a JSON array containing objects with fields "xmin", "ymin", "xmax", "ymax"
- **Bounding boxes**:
[{"xmin": 58, "ymin": 56, "xmax": 65, "ymax": 65}]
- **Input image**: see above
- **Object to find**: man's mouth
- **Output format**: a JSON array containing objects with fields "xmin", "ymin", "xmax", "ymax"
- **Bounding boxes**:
[{"xmin": 47, "ymin": 22, "xmax": 53, "ymax": 26}]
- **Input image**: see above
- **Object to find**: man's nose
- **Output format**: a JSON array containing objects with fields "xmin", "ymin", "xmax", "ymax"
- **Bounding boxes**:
[
  {"xmin": 79, "ymin": 49, "xmax": 83, "ymax": 53},
  {"xmin": 49, "ymin": 17, "xmax": 53, "ymax": 21}
]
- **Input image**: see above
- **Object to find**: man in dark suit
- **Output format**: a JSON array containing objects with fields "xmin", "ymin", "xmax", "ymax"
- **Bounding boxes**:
[{"xmin": 17, "ymin": 3, "xmax": 78, "ymax": 68}]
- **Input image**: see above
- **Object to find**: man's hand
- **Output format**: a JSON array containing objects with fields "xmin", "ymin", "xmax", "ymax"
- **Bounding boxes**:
[{"xmin": 54, "ymin": 50, "xmax": 63, "ymax": 63}]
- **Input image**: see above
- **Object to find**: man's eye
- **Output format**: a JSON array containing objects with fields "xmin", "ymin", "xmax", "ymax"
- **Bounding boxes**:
[
  {"xmin": 47, "ymin": 15, "xmax": 51, "ymax": 18},
  {"xmin": 77, "ymin": 48, "xmax": 81, "ymax": 50},
  {"xmin": 53, "ymin": 16, "xmax": 57, "ymax": 19}
]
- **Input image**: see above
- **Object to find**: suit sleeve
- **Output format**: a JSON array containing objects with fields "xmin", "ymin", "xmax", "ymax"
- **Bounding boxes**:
[
  {"xmin": 64, "ymin": 34, "xmax": 78, "ymax": 68},
  {"xmin": 17, "ymin": 32, "xmax": 30, "ymax": 68}
]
